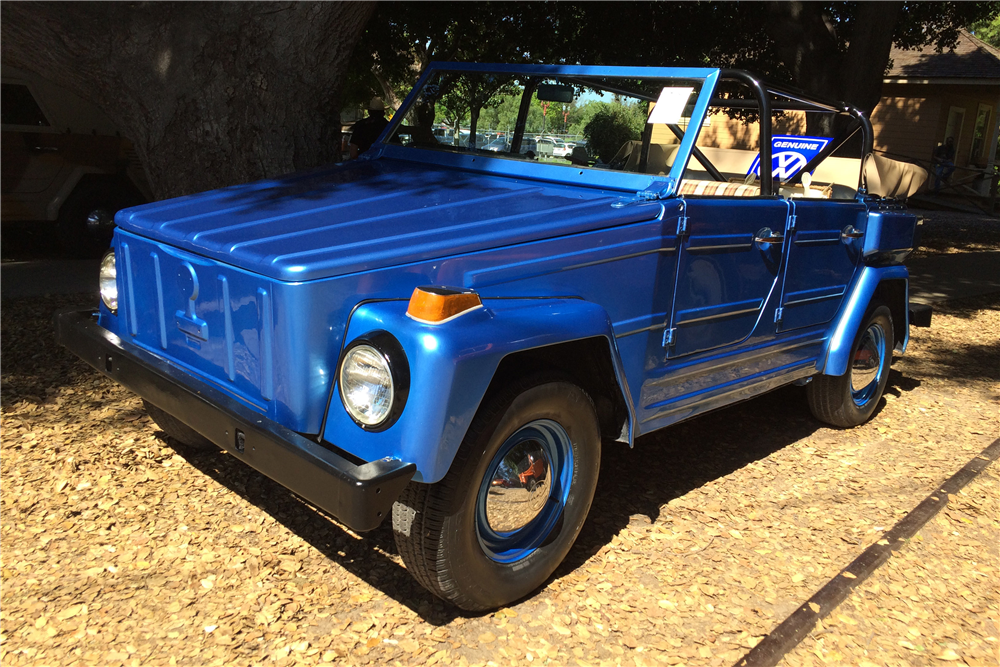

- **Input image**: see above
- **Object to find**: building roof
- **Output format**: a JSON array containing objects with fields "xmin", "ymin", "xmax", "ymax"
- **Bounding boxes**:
[{"xmin": 886, "ymin": 29, "xmax": 1000, "ymax": 80}]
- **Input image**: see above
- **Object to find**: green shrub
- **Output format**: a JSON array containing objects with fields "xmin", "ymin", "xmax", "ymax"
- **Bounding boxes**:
[{"xmin": 583, "ymin": 103, "xmax": 645, "ymax": 163}]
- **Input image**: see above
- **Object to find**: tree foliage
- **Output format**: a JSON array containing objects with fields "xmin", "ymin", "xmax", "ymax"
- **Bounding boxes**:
[
  {"xmin": 4, "ymin": 1, "xmax": 996, "ymax": 201},
  {"xmin": 968, "ymin": 13, "xmax": 1000, "ymax": 48},
  {"xmin": 347, "ymin": 1, "xmax": 999, "ymax": 118},
  {"xmin": 583, "ymin": 104, "xmax": 646, "ymax": 163}
]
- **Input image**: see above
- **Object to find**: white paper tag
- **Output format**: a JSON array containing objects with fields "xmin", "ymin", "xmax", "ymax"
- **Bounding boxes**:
[{"xmin": 647, "ymin": 87, "xmax": 695, "ymax": 125}]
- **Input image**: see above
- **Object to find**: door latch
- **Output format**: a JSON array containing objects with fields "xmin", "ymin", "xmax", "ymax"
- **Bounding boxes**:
[{"xmin": 662, "ymin": 327, "xmax": 676, "ymax": 347}]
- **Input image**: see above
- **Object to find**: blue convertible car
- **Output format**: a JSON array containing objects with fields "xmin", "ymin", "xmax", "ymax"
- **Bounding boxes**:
[{"xmin": 57, "ymin": 63, "xmax": 930, "ymax": 610}]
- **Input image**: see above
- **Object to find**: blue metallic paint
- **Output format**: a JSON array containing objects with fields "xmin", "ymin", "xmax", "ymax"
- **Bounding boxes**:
[
  {"xmin": 91, "ymin": 63, "xmax": 919, "ymax": 489},
  {"xmin": 818, "ymin": 265, "xmax": 909, "ymax": 376},
  {"xmin": 777, "ymin": 199, "xmax": 865, "ymax": 332},
  {"xmin": 104, "ymin": 185, "xmax": 913, "ymax": 482},
  {"xmin": 322, "ymin": 298, "xmax": 630, "ymax": 484},
  {"xmin": 862, "ymin": 209, "xmax": 918, "ymax": 263}
]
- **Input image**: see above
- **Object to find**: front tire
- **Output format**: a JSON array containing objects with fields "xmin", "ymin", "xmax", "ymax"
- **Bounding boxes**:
[
  {"xmin": 392, "ymin": 378, "xmax": 601, "ymax": 611},
  {"xmin": 808, "ymin": 303, "xmax": 893, "ymax": 427}
]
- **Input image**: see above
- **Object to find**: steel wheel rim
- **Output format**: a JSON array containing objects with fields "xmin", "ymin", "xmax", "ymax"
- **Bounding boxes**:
[
  {"xmin": 476, "ymin": 419, "xmax": 574, "ymax": 563},
  {"xmin": 851, "ymin": 322, "xmax": 886, "ymax": 407}
]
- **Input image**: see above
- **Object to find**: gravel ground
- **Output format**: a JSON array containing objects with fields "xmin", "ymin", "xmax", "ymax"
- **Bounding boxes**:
[
  {"xmin": 909, "ymin": 208, "xmax": 999, "ymax": 257},
  {"xmin": 2, "ymin": 214, "xmax": 998, "ymax": 667}
]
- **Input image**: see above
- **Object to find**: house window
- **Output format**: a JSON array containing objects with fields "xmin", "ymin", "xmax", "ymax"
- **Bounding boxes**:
[{"xmin": 970, "ymin": 104, "xmax": 992, "ymax": 165}]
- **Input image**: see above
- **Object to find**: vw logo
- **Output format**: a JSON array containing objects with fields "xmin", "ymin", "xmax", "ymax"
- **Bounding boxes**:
[{"xmin": 771, "ymin": 151, "xmax": 809, "ymax": 180}]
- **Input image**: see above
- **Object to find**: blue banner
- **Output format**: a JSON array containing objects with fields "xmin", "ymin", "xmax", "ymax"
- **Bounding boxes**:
[{"xmin": 748, "ymin": 135, "xmax": 832, "ymax": 180}]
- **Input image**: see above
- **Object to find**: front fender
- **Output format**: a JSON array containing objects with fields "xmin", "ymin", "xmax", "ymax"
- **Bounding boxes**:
[
  {"xmin": 321, "ymin": 297, "xmax": 632, "ymax": 483},
  {"xmin": 818, "ymin": 265, "xmax": 909, "ymax": 376}
]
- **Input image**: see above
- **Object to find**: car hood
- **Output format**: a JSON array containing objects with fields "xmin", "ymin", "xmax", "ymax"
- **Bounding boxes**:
[{"xmin": 116, "ymin": 158, "xmax": 662, "ymax": 282}]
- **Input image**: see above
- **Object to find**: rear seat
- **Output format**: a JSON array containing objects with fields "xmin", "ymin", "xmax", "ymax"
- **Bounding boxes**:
[
  {"xmin": 678, "ymin": 180, "xmax": 760, "ymax": 196},
  {"xmin": 614, "ymin": 141, "xmax": 927, "ymax": 199}
]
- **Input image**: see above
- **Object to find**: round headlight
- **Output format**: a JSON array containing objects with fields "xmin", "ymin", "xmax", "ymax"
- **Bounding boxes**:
[
  {"xmin": 99, "ymin": 251, "xmax": 118, "ymax": 311},
  {"xmin": 339, "ymin": 344, "xmax": 394, "ymax": 426}
]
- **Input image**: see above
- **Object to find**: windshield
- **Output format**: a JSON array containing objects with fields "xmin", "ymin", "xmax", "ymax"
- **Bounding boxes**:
[{"xmin": 386, "ymin": 68, "xmax": 706, "ymax": 176}]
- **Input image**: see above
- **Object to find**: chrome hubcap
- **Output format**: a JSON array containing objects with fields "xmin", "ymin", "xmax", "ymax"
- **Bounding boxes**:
[
  {"xmin": 485, "ymin": 440, "xmax": 552, "ymax": 532},
  {"xmin": 851, "ymin": 323, "xmax": 885, "ymax": 406},
  {"xmin": 476, "ymin": 419, "xmax": 574, "ymax": 563}
]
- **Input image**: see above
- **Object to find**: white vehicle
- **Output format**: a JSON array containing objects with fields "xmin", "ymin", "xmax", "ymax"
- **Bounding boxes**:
[{"xmin": 553, "ymin": 141, "xmax": 576, "ymax": 158}]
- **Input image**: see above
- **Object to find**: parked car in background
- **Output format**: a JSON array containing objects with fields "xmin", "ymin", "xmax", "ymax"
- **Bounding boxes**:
[
  {"xmin": 552, "ymin": 141, "xmax": 575, "ymax": 158},
  {"xmin": 484, "ymin": 137, "xmax": 510, "ymax": 152},
  {"xmin": 1, "ymin": 66, "xmax": 150, "ymax": 257},
  {"xmin": 58, "ymin": 62, "xmax": 930, "ymax": 612},
  {"xmin": 485, "ymin": 137, "xmax": 539, "ymax": 155}
]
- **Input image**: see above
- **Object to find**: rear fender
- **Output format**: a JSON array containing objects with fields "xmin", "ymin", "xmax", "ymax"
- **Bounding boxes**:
[
  {"xmin": 818, "ymin": 265, "xmax": 909, "ymax": 376},
  {"xmin": 321, "ymin": 298, "xmax": 634, "ymax": 483}
]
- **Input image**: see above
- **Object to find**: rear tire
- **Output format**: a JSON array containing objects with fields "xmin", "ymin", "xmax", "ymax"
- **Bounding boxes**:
[
  {"xmin": 143, "ymin": 400, "xmax": 218, "ymax": 451},
  {"xmin": 392, "ymin": 377, "xmax": 600, "ymax": 611},
  {"xmin": 808, "ymin": 303, "xmax": 893, "ymax": 427}
]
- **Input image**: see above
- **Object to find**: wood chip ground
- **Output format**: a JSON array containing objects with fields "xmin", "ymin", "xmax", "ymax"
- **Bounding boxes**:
[{"xmin": 2, "ymin": 211, "xmax": 997, "ymax": 666}]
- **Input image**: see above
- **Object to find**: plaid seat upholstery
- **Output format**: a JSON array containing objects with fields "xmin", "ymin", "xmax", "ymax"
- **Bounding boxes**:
[{"xmin": 678, "ymin": 180, "xmax": 761, "ymax": 197}]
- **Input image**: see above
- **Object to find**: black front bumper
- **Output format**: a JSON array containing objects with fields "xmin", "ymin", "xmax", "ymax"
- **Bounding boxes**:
[{"xmin": 54, "ymin": 309, "xmax": 416, "ymax": 532}]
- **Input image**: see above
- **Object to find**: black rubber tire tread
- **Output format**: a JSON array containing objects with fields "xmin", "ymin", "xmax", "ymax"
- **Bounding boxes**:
[
  {"xmin": 143, "ymin": 399, "xmax": 218, "ymax": 451},
  {"xmin": 808, "ymin": 303, "xmax": 893, "ymax": 428},
  {"xmin": 392, "ymin": 375, "xmax": 600, "ymax": 611}
]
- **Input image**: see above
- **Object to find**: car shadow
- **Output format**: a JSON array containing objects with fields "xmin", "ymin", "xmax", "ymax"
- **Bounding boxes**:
[
  {"xmin": 159, "ymin": 433, "xmax": 468, "ymax": 624},
  {"xmin": 163, "ymin": 378, "xmax": 915, "ymax": 623},
  {"xmin": 556, "ymin": 384, "xmax": 820, "ymax": 577}
]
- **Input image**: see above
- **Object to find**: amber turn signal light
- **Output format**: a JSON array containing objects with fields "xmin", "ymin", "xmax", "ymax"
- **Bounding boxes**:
[{"xmin": 406, "ymin": 286, "xmax": 483, "ymax": 324}]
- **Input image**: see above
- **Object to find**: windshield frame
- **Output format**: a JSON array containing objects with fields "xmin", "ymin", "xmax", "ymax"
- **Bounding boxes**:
[{"xmin": 372, "ymin": 62, "xmax": 721, "ymax": 197}]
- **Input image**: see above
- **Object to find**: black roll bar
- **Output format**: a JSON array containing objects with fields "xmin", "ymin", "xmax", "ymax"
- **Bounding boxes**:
[{"xmin": 718, "ymin": 70, "xmax": 773, "ymax": 195}]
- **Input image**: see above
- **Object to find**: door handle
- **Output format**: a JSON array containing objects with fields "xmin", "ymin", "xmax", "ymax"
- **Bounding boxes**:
[
  {"xmin": 30, "ymin": 145, "xmax": 59, "ymax": 153},
  {"xmin": 754, "ymin": 227, "xmax": 784, "ymax": 244},
  {"xmin": 841, "ymin": 225, "xmax": 864, "ymax": 240}
]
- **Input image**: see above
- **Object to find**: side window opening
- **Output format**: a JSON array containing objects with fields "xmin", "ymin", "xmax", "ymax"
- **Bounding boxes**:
[
  {"xmin": 679, "ymin": 81, "xmax": 764, "ymax": 197},
  {"xmin": 677, "ymin": 78, "xmax": 876, "ymax": 200},
  {"xmin": 1, "ymin": 83, "xmax": 50, "ymax": 127}
]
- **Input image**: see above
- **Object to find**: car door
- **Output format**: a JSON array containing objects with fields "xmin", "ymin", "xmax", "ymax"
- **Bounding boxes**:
[
  {"xmin": 775, "ymin": 198, "xmax": 865, "ymax": 332},
  {"xmin": 666, "ymin": 197, "xmax": 790, "ymax": 358}
]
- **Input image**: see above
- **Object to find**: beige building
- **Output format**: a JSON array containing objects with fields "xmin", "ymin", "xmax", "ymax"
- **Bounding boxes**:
[
  {"xmin": 872, "ymin": 29, "xmax": 1000, "ymax": 196},
  {"xmin": 647, "ymin": 30, "xmax": 998, "ymax": 197}
]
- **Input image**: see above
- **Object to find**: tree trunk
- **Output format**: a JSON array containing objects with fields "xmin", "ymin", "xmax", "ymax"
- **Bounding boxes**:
[
  {"xmin": 1, "ymin": 2, "xmax": 374, "ymax": 200},
  {"xmin": 511, "ymin": 79, "xmax": 538, "ymax": 153},
  {"xmin": 764, "ymin": 1, "xmax": 901, "ymax": 137},
  {"xmin": 372, "ymin": 69, "xmax": 401, "ymax": 111},
  {"xmin": 764, "ymin": 2, "xmax": 843, "ymax": 135},
  {"xmin": 839, "ymin": 2, "xmax": 903, "ymax": 114},
  {"xmin": 468, "ymin": 106, "xmax": 481, "ymax": 149}
]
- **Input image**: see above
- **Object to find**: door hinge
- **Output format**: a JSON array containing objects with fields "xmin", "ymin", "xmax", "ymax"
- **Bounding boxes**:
[
  {"xmin": 788, "ymin": 215, "xmax": 797, "ymax": 231},
  {"xmin": 774, "ymin": 307, "xmax": 784, "ymax": 324},
  {"xmin": 662, "ymin": 327, "xmax": 676, "ymax": 347},
  {"xmin": 676, "ymin": 216, "xmax": 689, "ymax": 236}
]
